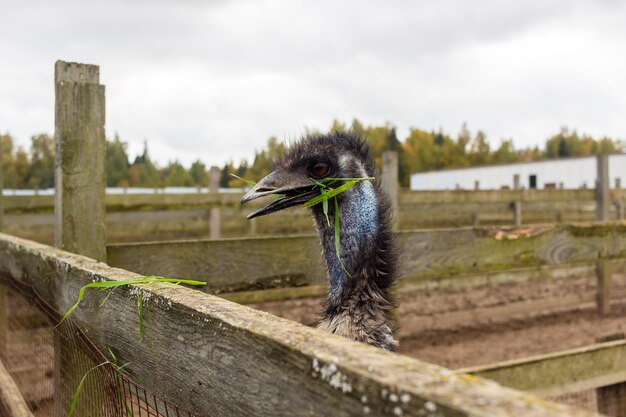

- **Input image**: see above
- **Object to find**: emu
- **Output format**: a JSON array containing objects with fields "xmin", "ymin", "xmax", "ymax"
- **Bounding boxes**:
[{"xmin": 241, "ymin": 132, "xmax": 398, "ymax": 351}]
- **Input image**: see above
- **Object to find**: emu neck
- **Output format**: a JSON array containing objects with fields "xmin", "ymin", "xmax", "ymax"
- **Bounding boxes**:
[
  {"xmin": 314, "ymin": 180, "xmax": 384, "ymax": 308},
  {"xmin": 312, "ymin": 180, "xmax": 397, "ymax": 351}
]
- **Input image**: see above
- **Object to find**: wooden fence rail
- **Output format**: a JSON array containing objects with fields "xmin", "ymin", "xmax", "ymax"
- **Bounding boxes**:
[
  {"xmin": 2, "ymin": 188, "xmax": 625, "ymax": 243},
  {"xmin": 460, "ymin": 339, "xmax": 626, "ymax": 397},
  {"xmin": 0, "ymin": 232, "xmax": 601, "ymax": 417},
  {"xmin": 107, "ymin": 223, "xmax": 626, "ymax": 294}
]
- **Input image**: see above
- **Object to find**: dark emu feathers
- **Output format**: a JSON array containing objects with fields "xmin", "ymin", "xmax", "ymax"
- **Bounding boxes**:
[{"xmin": 241, "ymin": 132, "xmax": 399, "ymax": 351}]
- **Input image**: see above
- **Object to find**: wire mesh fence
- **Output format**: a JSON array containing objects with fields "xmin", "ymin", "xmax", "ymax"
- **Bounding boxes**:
[
  {"xmin": 3, "ymin": 268, "xmax": 626, "ymax": 416},
  {"xmin": 551, "ymin": 385, "xmax": 626, "ymax": 416},
  {"xmin": 0, "ymin": 275, "xmax": 204, "ymax": 417}
]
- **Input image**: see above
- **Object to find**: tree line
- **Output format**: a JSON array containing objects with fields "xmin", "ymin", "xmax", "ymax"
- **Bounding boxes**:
[{"xmin": 1, "ymin": 120, "xmax": 623, "ymax": 190}]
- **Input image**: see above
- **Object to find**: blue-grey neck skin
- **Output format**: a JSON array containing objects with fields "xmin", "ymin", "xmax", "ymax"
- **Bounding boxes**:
[
  {"xmin": 311, "ymin": 153, "xmax": 381, "ymax": 308},
  {"xmin": 322, "ymin": 181, "xmax": 378, "ymax": 300}
]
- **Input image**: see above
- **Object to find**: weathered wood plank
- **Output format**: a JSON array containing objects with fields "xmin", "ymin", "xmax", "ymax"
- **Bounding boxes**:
[
  {"xmin": 0, "ymin": 359, "xmax": 35, "ymax": 417},
  {"xmin": 221, "ymin": 262, "xmax": 608, "ymax": 305},
  {"xmin": 3, "ymin": 188, "xmax": 601, "ymax": 213},
  {"xmin": 597, "ymin": 154, "xmax": 610, "ymax": 222},
  {"xmin": 54, "ymin": 60, "xmax": 106, "ymax": 262},
  {"xmin": 460, "ymin": 340, "xmax": 626, "ymax": 398},
  {"xmin": 107, "ymin": 223, "xmax": 626, "ymax": 293},
  {"xmin": 108, "ymin": 235, "xmax": 320, "ymax": 292},
  {"xmin": 0, "ymin": 232, "xmax": 600, "ymax": 416},
  {"xmin": 222, "ymin": 285, "xmax": 327, "ymax": 304}
]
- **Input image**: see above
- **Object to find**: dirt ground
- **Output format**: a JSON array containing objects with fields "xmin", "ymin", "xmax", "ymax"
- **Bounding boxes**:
[{"xmin": 251, "ymin": 271, "xmax": 626, "ymax": 370}]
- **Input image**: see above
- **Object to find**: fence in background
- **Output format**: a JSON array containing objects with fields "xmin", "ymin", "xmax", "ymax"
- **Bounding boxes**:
[{"xmin": 2, "ymin": 187, "xmax": 625, "ymax": 244}]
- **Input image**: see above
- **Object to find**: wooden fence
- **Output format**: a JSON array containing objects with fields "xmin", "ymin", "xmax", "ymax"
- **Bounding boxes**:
[
  {"xmin": 107, "ymin": 223, "xmax": 626, "ymax": 291},
  {"xmin": 2, "ymin": 188, "xmax": 625, "ymax": 244},
  {"xmin": 0, "ymin": 59, "xmax": 621, "ymax": 416},
  {"xmin": 0, "ymin": 232, "xmax": 601, "ymax": 417}
]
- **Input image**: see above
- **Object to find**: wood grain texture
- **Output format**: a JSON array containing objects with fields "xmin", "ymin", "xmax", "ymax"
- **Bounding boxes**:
[
  {"xmin": 221, "ymin": 261, "xmax": 615, "ymax": 306},
  {"xmin": 0, "ymin": 232, "xmax": 600, "ymax": 417},
  {"xmin": 108, "ymin": 235, "xmax": 323, "ymax": 292},
  {"xmin": 108, "ymin": 223, "xmax": 626, "ymax": 294},
  {"xmin": 460, "ymin": 340, "xmax": 626, "ymax": 397},
  {"xmin": 54, "ymin": 61, "xmax": 106, "ymax": 262}
]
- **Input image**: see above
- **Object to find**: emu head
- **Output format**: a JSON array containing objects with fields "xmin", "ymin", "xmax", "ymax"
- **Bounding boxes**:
[{"xmin": 240, "ymin": 132, "xmax": 375, "ymax": 219}]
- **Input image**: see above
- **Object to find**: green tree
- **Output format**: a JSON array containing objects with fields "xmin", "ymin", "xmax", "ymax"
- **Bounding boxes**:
[
  {"xmin": 106, "ymin": 134, "xmax": 130, "ymax": 187},
  {"xmin": 468, "ymin": 130, "xmax": 490, "ymax": 165},
  {"xmin": 1, "ymin": 134, "xmax": 18, "ymax": 188},
  {"xmin": 189, "ymin": 160, "xmax": 208, "ymax": 186},
  {"xmin": 163, "ymin": 160, "xmax": 193, "ymax": 186},
  {"xmin": 128, "ymin": 141, "xmax": 160, "ymax": 187},
  {"xmin": 25, "ymin": 134, "xmax": 55, "ymax": 189}
]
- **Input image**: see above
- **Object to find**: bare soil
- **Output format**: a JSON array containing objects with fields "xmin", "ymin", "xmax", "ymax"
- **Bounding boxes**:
[{"xmin": 251, "ymin": 272, "xmax": 626, "ymax": 370}]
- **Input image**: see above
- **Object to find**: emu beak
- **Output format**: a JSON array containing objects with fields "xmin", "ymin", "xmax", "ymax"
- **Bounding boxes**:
[{"xmin": 241, "ymin": 170, "xmax": 318, "ymax": 219}]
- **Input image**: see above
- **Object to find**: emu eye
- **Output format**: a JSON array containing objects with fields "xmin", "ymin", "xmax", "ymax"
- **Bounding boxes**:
[{"xmin": 310, "ymin": 162, "xmax": 330, "ymax": 178}]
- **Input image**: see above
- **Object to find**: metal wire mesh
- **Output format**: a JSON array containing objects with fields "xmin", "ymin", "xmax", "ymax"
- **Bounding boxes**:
[
  {"xmin": 551, "ymin": 390, "xmax": 598, "ymax": 413},
  {"xmin": 0, "ymin": 275, "xmax": 204, "ymax": 417},
  {"xmin": 551, "ymin": 385, "xmax": 626, "ymax": 416}
]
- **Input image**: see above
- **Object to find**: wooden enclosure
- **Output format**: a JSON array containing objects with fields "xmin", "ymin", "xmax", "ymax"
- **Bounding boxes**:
[
  {"xmin": 0, "ymin": 232, "xmax": 602, "ymax": 417},
  {"xmin": 2, "ymin": 59, "xmax": 626, "ymax": 417}
]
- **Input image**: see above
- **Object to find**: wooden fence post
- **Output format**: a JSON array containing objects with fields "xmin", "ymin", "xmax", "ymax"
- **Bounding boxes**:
[
  {"xmin": 616, "ymin": 201, "xmax": 624, "ymax": 221},
  {"xmin": 0, "ymin": 134, "xmax": 4, "ymax": 232},
  {"xmin": 595, "ymin": 334, "xmax": 626, "ymax": 416},
  {"xmin": 209, "ymin": 166, "xmax": 221, "ymax": 239},
  {"xmin": 512, "ymin": 175, "xmax": 522, "ymax": 226},
  {"xmin": 54, "ymin": 60, "xmax": 106, "ymax": 262},
  {"xmin": 381, "ymin": 151, "xmax": 399, "ymax": 230},
  {"xmin": 512, "ymin": 201, "xmax": 522, "ymax": 227},
  {"xmin": 0, "ymin": 284, "xmax": 6, "ymax": 358},
  {"xmin": 596, "ymin": 154, "xmax": 610, "ymax": 222},
  {"xmin": 381, "ymin": 151, "xmax": 399, "ymax": 331},
  {"xmin": 596, "ymin": 259, "xmax": 612, "ymax": 315},
  {"xmin": 53, "ymin": 60, "xmax": 106, "ymax": 416}
]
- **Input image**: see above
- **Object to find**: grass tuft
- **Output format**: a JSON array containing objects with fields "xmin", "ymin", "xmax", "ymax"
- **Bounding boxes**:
[{"xmin": 60, "ymin": 276, "xmax": 206, "ymax": 339}]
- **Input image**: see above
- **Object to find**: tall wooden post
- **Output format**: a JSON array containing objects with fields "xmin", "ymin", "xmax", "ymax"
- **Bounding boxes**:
[
  {"xmin": 54, "ymin": 60, "xmax": 106, "ymax": 262},
  {"xmin": 512, "ymin": 174, "xmax": 522, "ymax": 226},
  {"xmin": 0, "ymin": 135, "xmax": 4, "ymax": 232},
  {"xmin": 381, "ymin": 151, "xmax": 399, "ymax": 230},
  {"xmin": 615, "ymin": 201, "xmax": 624, "ymax": 221},
  {"xmin": 209, "ymin": 166, "xmax": 221, "ymax": 239},
  {"xmin": 381, "ymin": 151, "xmax": 399, "ymax": 331},
  {"xmin": 0, "ymin": 283, "xmax": 6, "ymax": 359},
  {"xmin": 596, "ymin": 154, "xmax": 610, "ymax": 222},
  {"xmin": 53, "ymin": 61, "xmax": 106, "ymax": 416},
  {"xmin": 596, "ymin": 259, "xmax": 612, "ymax": 315},
  {"xmin": 512, "ymin": 201, "xmax": 522, "ymax": 227}
]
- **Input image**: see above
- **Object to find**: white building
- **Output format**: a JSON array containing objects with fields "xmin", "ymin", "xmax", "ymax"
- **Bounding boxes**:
[{"xmin": 410, "ymin": 154, "xmax": 626, "ymax": 191}]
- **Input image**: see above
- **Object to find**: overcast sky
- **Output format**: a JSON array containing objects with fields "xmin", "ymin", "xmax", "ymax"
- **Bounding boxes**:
[{"xmin": 1, "ymin": 0, "xmax": 625, "ymax": 167}]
